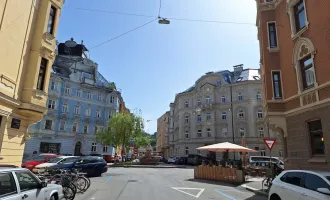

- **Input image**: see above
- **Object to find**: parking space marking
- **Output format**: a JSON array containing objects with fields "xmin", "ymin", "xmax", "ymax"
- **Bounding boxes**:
[
  {"xmin": 215, "ymin": 189, "xmax": 236, "ymax": 200},
  {"xmin": 105, "ymin": 176, "xmax": 112, "ymax": 182}
]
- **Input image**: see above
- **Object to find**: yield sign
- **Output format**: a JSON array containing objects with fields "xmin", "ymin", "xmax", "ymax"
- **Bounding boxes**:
[
  {"xmin": 264, "ymin": 139, "xmax": 276, "ymax": 151},
  {"xmin": 171, "ymin": 187, "xmax": 205, "ymax": 198}
]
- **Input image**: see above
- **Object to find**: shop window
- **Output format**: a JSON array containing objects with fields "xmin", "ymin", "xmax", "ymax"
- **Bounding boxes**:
[{"xmin": 308, "ymin": 120, "xmax": 324, "ymax": 155}]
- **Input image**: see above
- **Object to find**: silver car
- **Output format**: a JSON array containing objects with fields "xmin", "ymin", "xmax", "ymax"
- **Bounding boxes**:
[{"xmin": 0, "ymin": 167, "xmax": 64, "ymax": 200}]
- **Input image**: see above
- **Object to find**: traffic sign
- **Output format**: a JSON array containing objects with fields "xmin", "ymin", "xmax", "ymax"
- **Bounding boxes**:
[
  {"xmin": 264, "ymin": 139, "xmax": 276, "ymax": 151},
  {"xmin": 130, "ymin": 138, "xmax": 134, "ymax": 142}
]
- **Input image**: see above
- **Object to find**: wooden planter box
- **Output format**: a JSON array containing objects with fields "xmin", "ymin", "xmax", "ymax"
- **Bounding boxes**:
[{"xmin": 194, "ymin": 166, "xmax": 244, "ymax": 184}]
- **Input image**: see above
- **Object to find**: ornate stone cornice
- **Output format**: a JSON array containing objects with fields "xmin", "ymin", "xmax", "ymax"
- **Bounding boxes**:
[{"xmin": 258, "ymin": 0, "xmax": 283, "ymax": 12}]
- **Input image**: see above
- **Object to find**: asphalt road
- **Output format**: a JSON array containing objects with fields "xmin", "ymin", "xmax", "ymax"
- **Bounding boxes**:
[{"xmin": 75, "ymin": 167, "xmax": 267, "ymax": 200}]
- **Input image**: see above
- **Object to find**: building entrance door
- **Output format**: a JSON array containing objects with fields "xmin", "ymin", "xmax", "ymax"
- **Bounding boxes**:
[{"xmin": 74, "ymin": 142, "xmax": 82, "ymax": 156}]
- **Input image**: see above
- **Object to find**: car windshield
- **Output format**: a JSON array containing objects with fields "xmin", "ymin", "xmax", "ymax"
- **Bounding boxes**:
[
  {"xmin": 48, "ymin": 157, "xmax": 62, "ymax": 163},
  {"xmin": 327, "ymin": 177, "xmax": 330, "ymax": 182},
  {"xmin": 61, "ymin": 157, "xmax": 79, "ymax": 164},
  {"xmin": 33, "ymin": 155, "xmax": 47, "ymax": 162}
]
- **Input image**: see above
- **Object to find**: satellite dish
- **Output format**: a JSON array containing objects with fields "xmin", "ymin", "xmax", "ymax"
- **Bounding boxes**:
[{"xmin": 65, "ymin": 38, "xmax": 77, "ymax": 47}]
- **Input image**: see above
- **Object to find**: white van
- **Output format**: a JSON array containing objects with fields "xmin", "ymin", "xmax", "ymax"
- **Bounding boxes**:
[{"xmin": 249, "ymin": 156, "xmax": 284, "ymax": 168}]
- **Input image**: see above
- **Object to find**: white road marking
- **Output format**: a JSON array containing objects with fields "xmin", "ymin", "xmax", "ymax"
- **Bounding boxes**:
[{"xmin": 171, "ymin": 187, "xmax": 205, "ymax": 198}]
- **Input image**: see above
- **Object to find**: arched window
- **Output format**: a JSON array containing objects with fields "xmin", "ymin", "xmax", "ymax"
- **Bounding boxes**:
[
  {"xmin": 185, "ymin": 131, "xmax": 189, "ymax": 139},
  {"xmin": 185, "ymin": 147, "xmax": 189, "ymax": 155},
  {"xmin": 238, "ymin": 93, "xmax": 243, "ymax": 101},
  {"xmin": 256, "ymin": 92, "xmax": 262, "ymax": 100},
  {"xmin": 184, "ymin": 115, "xmax": 189, "ymax": 124},
  {"xmin": 239, "ymin": 128, "xmax": 245, "ymax": 137},
  {"xmin": 257, "ymin": 110, "xmax": 263, "ymax": 119},
  {"xmin": 238, "ymin": 110, "xmax": 244, "ymax": 119}
]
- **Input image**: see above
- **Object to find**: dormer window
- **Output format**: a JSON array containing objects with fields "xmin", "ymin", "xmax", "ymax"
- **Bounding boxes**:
[{"xmin": 236, "ymin": 77, "xmax": 243, "ymax": 82}]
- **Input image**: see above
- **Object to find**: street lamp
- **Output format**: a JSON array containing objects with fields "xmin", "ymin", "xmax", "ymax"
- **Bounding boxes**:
[{"xmin": 158, "ymin": 17, "xmax": 170, "ymax": 24}]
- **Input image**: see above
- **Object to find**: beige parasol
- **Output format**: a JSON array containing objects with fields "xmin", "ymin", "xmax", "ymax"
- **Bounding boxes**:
[{"xmin": 197, "ymin": 142, "xmax": 256, "ymax": 153}]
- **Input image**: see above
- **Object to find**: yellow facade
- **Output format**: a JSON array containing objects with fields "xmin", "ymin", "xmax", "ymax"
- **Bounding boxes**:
[{"xmin": 0, "ymin": 0, "xmax": 64, "ymax": 166}]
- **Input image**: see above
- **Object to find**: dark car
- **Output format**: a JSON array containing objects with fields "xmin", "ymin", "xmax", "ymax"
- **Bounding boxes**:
[
  {"xmin": 48, "ymin": 156, "xmax": 108, "ymax": 176},
  {"xmin": 178, "ymin": 156, "xmax": 188, "ymax": 165},
  {"xmin": 187, "ymin": 154, "xmax": 206, "ymax": 166},
  {"xmin": 90, "ymin": 153, "xmax": 113, "ymax": 163}
]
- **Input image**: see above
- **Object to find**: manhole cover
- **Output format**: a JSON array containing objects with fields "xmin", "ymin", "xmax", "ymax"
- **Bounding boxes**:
[{"xmin": 128, "ymin": 180, "xmax": 138, "ymax": 182}]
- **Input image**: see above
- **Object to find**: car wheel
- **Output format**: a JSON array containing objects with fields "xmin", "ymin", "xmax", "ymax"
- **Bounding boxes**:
[{"xmin": 270, "ymin": 194, "xmax": 281, "ymax": 200}]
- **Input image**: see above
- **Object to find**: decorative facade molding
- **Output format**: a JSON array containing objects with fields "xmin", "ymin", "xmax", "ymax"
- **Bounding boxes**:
[{"xmin": 259, "ymin": 0, "xmax": 283, "ymax": 12}]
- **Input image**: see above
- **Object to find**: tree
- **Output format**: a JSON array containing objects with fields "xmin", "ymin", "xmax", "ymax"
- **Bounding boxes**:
[{"xmin": 96, "ymin": 112, "xmax": 144, "ymax": 156}]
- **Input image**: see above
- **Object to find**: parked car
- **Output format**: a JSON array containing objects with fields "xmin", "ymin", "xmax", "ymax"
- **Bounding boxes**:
[
  {"xmin": 0, "ymin": 166, "xmax": 64, "ymax": 200},
  {"xmin": 167, "ymin": 157, "xmax": 176, "ymax": 164},
  {"xmin": 178, "ymin": 156, "xmax": 188, "ymax": 165},
  {"xmin": 33, "ymin": 156, "xmax": 78, "ymax": 173},
  {"xmin": 268, "ymin": 170, "xmax": 330, "ymax": 200},
  {"xmin": 48, "ymin": 156, "xmax": 107, "ymax": 177},
  {"xmin": 187, "ymin": 154, "xmax": 206, "ymax": 166},
  {"xmin": 21, "ymin": 154, "xmax": 58, "ymax": 171},
  {"xmin": 90, "ymin": 153, "xmax": 113, "ymax": 163}
]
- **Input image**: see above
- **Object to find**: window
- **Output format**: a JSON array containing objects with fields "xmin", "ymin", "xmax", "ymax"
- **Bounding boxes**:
[
  {"xmin": 197, "ymin": 114, "xmax": 202, "ymax": 122},
  {"xmin": 205, "ymin": 96, "xmax": 211, "ymax": 104},
  {"xmin": 15, "ymin": 171, "xmax": 39, "ymax": 192},
  {"xmin": 86, "ymin": 108, "xmax": 91, "ymax": 116},
  {"xmin": 272, "ymin": 72, "xmax": 282, "ymax": 98},
  {"xmin": 197, "ymin": 100, "xmax": 201, "ymax": 106},
  {"xmin": 185, "ymin": 131, "xmax": 189, "ymax": 139},
  {"xmin": 103, "ymin": 146, "xmax": 108, "ymax": 153},
  {"xmin": 184, "ymin": 116, "xmax": 189, "ymax": 124},
  {"xmin": 110, "ymin": 96, "xmax": 115, "ymax": 103},
  {"xmin": 96, "ymin": 109, "xmax": 101, "ymax": 118},
  {"xmin": 308, "ymin": 120, "xmax": 324, "ymax": 155},
  {"xmin": 239, "ymin": 128, "xmax": 245, "ymax": 137},
  {"xmin": 216, "ymin": 80, "xmax": 221, "ymax": 86},
  {"xmin": 72, "ymin": 122, "xmax": 78, "ymax": 132},
  {"xmin": 45, "ymin": 120, "xmax": 52, "ymax": 130},
  {"xmin": 0, "ymin": 172, "xmax": 17, "ymax": 196},
  {"xmin": 106, "ymin": 110, "xmax": 111, "ymax": 119},
  {"xmin": 65, "ymin": 86, "xmax": 71, "ymax": 95},
  {"xmin": 48, "ymin": 99, "xmax": 56, "ymax": 109},
  {"xmin": 294, "ymin": 0, "xmax": 306, "ymax": 32},
  {"xmin": 257, "ymin": 110, "xmax": 263, "ymax": 118},
  {"xmin": 185, "ymin": 101, "xmax": 189, "ymax": 108},
  {"xmin": 59, "ymin": 120, "xmax": 66, "ymax": 131},
  {"xmin": 281, "ymin": 172, "xmax": 303, "ymax": 187},
  {"xmin": 87, "ymin": 92, "xmax": 92, "ymax": 99},
  {"xmin": 206, "ymin": 113, "xmax": 211, "ymax": 120},
  {"xmin": 259, "ymin": 127, "xmax": 264, "ymax": 137},
  {"xmin": 221, "ymin": 96, "xmax": 226, "ymax": 103},
  {"xmin": 91, "ymin": 143, "xmax": 97, "ymax": 152},
  {"xmin": 300, "ymin": 55, "xmax": 315, "ymax": 89},
  {"xmin": 76, "ymin": 89, "xmax": 82, "ymax": 97},
  {"xmin": 47, "ymin": 6, "xmax": 56, "ymax": 34},
  {"xmin": 94, "ymin": 126, "xmax": 98, "ymax": 134},
  {"xmin": 197, "ymin": 130, "xmax": 202, "ymax": 138},
  {"xmin": 207, "ymin": 128, "xmax": 211, "ymax": 137},
  {"xmin": 62, "ymin": 104, "xmax": 68, "ymax": 113},
  {"xmin": 265, "ymin": 0, "xmax": 273, "ymax": 2},
  {"xmin": 238, "ymin": 93, "xmax": 243, "ymax": 101},
  {"xmin": 238, "ymin": 110, "xmax": 244, "ymax": 119},
  {"xmin": 74, "ymin": 106, "xmax": 80, "ymax": 115},
  {"xmin": 256, "ymin": 92, "xmax": 262, "ymax": 100},
  {"xmin": 221, "ymin": 112, "xmax": 227, "ymax": 120},
  {"xmin": 185, "ymin": 147, "xmax": 189, "ymax": 155},
  {"xmin": 50, "ymin": 81, "xmax": 56, "ymax": 90},
  {"xmin": 304, "ymin": 173, "xmax": 330, "ymax": 191},
  {"xmin": 98, "ymin": 95, "xmax": 102, "ymax": 101},
  {"xmin": 268, "ymin": 22, "xmax": 278, "ymax": 48},
  {"xmin": 261, "ymin": 150, "xmax": 266, "ymax": 156},
  {"xmin": 222, "ymin": 128, "xmax": 227, "ymax": 137},
  {"xmin": 84, "ymin": 125, "xmax": 88, "ymax": 133},
  {"xmin": 36, "ymin": 58, "xmax": 47, "ymax": 90}
]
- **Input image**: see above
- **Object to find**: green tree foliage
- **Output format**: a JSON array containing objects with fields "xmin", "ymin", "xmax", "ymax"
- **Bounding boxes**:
[{"xmin": 96, "ymin": 112, "xmax": 144, "ymax": 150}]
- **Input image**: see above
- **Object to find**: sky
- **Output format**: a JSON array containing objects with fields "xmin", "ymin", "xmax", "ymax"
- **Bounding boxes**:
[{"xmin": 56, "ymin": 0, "xmax": 260, "ymax": 134}]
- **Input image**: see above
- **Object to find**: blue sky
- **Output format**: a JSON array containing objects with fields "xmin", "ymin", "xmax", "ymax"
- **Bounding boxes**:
[{"xmin": 56, "ymin": 0, "xmax": 259, "ymax": 134}]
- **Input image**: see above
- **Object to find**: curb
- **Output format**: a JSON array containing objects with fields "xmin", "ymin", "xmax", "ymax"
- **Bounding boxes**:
[
  {"xmin": 241, "ymin": 184, "xmax": 268, "ymax": 197},
  {"xmin": 109, "ymin": 165, "xmax": 187, "ymax": 169}
]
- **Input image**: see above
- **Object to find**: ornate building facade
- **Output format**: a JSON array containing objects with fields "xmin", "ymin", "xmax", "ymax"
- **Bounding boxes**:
[
  {"xmin": 0, "ymin": 0, "xmax": 64, "ymax": 165},
  {"xmin": 167, "ymin": 65, "xmax": 283, "ymax": 160},
  {"xmin": 23, "ymin": 40, "xmax": 119, "ymax": 156}
]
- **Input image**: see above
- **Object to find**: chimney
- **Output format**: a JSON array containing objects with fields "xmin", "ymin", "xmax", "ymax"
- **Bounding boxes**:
[{"xmin": 233, "ymin": 64, "xmax": 244, "ymax": 73}]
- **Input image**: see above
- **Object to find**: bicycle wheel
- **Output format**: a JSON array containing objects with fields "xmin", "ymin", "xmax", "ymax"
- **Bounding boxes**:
[
  {"xmin": 74, "ymin": 177, "xmax": 87, "ymax": 192},
  {"xmin": 63, "ymin": 185, "xmax": 76, "ymax": 200},
  {"xmin": 83, "ymin": 176, "xmax": 91, "ymax": 191}
]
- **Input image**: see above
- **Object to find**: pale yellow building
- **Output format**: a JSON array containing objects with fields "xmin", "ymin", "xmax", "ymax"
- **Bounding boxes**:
[
  {"xmin": 0, "ymin": 0, "xmax": 64, "ymax": 165},
  {"xmin": 157, "ymin": 111, "xmax": 169, "ymax": 158}
]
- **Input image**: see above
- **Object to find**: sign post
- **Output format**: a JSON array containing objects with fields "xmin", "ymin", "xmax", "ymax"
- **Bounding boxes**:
[{"xmin": 264, "ymin": 139, "xmax": 276, "ymax": 176}]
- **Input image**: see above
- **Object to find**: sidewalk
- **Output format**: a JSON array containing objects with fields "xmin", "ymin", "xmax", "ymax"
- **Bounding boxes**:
[{"xmin": 240, "ymin": 177, "xmax": 268, "ymax": 197}]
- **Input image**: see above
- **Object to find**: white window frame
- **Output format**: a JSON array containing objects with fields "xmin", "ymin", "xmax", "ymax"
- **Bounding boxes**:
[
  {"xmin": 59, "ymin": 120, "xmax": 66, "ymax": 131},
  {"xmin": 205, "ymin": 96, "xmax": 211, "ymax": 104},
  {"xmin": 207, "ymin": 128, "xmax": 211, "ymax": 137},
  {"xmin": 185, "ymin": 131, "xmax": 189, "ymax": 139},
  {"xmin": 76, "ymin": 89, "xmax": 82, "ymax": 97},
  {"xmin": 221, "ymin": 96, "xmax": 226, "ymax": 103},
  {"xmin": 206, "ymin": 112, "xmax": 211, "ymax": 121},
  {"xmin": 65, "ymin": 86, "xmax": 71, "ymax": 95},
  {"xmin": 48, "ymin": 99, "xmax": 56, "ymax": 110},
  {"xmin": 185, "ymin": 101, "xmax": 189, "ymax": 108},
  {"xmin": 197, "ymin": 130, "xmax": 202, "ymax": 138},
  {"xmin": 50, "ymin": 81, "xmax": 57, "ymax": 90},
  {"xmin": 83, "ymin": 125, "xmax": 88, "ymax": 133},
  {"xmin": 91, "ymin": 143, "xmax": 97, "ymax": 152},
  {"xmin": 197, "ymin": 100, "xmax": 201, "ymax": 106},
  {"xmin": 44, "ymin": 119, "xmax": 53, "ymax": 130},
  {"xmin": 103, "ymin": 146, "xmax": 108, "ymax": 153},
  {"xmin": 256, "ymin": 92, "xmax": 262, "ymax": 100},
  {"xmin": 222, "ymin": 128, "xmax": 227, "ymax": 137},
  {"xmin": 96, "ymin": 109, "xmax": 101, "ymax": 118},
  {"xmin": 87, "ymin": 92, "xmax": 92, "ymax": 99},
  {"xmin": 266, "ymin": 21, "xmax": 279, "ymax": 51},
  {"xmin": 261, "ymin": 150, "xmax": 266, "ymax": 156},
  {"xmin": 221, "ymin": 112, "xmax": 227, "ymax": 120},
  {"xmin": 197, "ymin": 114, "xmax": 202, "ymax": 122},
  {"xmin": 238, "ymin": 110, "xmax": 244, "ymax": 119},
  {"xmin": 259, "ymin": 127, "xmax": 264, "ymax": 137},
  {"xmin": 257, "ymin": 110, "xmax": 263, "ymax": 119},
  {"xmin": 287, "ymin": 0, "xmax": 309, "ymax": 39},
  {"xmin": 238, "ymin": 93, "xmax": 243, "ymax": 101},
  {"xmin": 239, "ymin": 128, "xmax": 245, "ymax": 137},
  {"xmin": 74, "ymin": 106, "xmax": 80, "ymax": 115},
  {"xmin": 110, "ymin": 96, "xmax": 115, "ymax": 103},
  {"xmin": 86, "ymin": 108, "xmax": 91, "ymax": 116},
  {"xmin": 62, "ymin": 104, "xmax": 68, "ymax": 113},
  {"xmin": 72, "ymin": 122, "xmax": 78, "ymax": 132},
  {"xmin": 185, "ymin": 147, "xmax": 189, "ymax": 155},
  {"xmin": 98, "ymin": 95, "xmax": 102, "ymax": 101},
  {"xmin": 184, "ymin": 115, "xmax": 189, "ymax": 124}
]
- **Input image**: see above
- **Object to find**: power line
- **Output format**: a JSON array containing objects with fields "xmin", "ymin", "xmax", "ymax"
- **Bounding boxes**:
[
  {"xmin": 76, "ymin": 8, "xmax": 255, "ymax": 25},
  {"xmin": 89, "ymin": 18, "xmax": 157, "ymax": 50}
]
